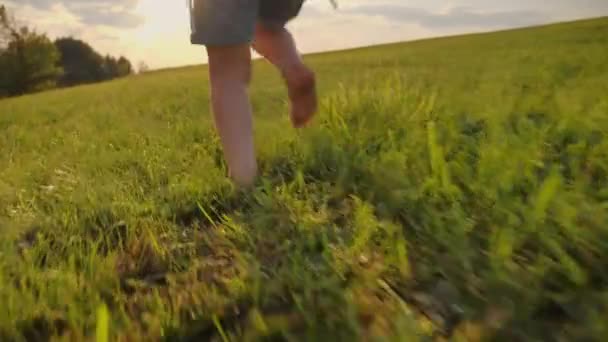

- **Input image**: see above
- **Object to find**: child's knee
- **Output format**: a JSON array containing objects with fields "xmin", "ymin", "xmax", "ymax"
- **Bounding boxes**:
[{"xmin": 207, "ymin": 44, "xmax": 252, "ymax": 85}]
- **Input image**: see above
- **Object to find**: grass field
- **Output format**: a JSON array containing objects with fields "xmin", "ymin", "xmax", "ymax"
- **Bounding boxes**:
[{"xmin": 1, "ymin": 17, "xmax": 607, "ymax": 341}]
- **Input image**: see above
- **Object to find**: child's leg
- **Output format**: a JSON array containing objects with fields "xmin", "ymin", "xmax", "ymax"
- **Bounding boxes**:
[
  {"xmin": 206, "ymin": 44, "xmax": 257, "ymax": 187},
  {"xmin": 252, "ymin": 24, "xmax": 317, "ymax": 128}
]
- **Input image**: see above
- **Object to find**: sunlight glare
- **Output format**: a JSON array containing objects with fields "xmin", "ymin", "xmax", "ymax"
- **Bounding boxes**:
[{"xmin": 134, "ymin": 0, "xmax": 191, "ymax": 39}]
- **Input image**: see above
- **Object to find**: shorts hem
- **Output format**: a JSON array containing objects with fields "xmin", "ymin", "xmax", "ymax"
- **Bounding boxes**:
[{"xmin": 190, "ymin": 34, "xmax": 253, "ymax": 46}]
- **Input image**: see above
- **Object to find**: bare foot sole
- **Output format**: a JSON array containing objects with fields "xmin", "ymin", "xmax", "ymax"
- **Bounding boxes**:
[{"xmin": 285, "ymin": 66, "xmax": 317, "ymax": 128}]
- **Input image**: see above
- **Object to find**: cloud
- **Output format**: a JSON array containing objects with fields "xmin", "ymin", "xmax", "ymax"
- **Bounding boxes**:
[
  {"xmin": 13, "ymin": 0, "xmax": 143, "ymax": 28},
  {"xmin": 342, "ymin": 4, "xmax": 551, "ymax": 30}
]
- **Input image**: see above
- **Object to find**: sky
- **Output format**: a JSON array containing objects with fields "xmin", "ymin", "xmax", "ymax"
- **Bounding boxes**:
[{"xmin": 5, "ymin": 0, "xmax": 608, "ymax": 70}]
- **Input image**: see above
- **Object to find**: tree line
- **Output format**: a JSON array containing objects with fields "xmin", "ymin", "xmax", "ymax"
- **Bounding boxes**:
[{"xmin": 1, "ymin": 5, "xmax": 134, "ymax": 98}]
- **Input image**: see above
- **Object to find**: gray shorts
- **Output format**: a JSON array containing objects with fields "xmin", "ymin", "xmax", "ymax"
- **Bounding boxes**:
[{"xmin": 189, "ymin": 0, "xmax": 305, "ymax": 46}]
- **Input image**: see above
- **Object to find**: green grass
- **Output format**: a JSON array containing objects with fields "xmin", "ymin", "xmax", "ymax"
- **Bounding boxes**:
[{"xmin": 1, "ymin": 17, "xmax": 607, "ymax": 341}]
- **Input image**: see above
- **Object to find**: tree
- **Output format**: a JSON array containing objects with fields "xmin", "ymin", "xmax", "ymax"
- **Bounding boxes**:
[
  {"xmin": 100, "ymin": 55, "xmax": 132, "ymax": 80},
  {"xmin": 1, "ymin": 5, "xmax": 133, "ymax": 97},
  {"xmin": 1, "ymin": 5, "xmax": 8, "ymax": 46},
  {"xmin": 53, "ymin": 38, "xmax": 133, "ymax": 86},
  {"xmin": 116, "ymin": 56, "xmax": 132, "ymax": 77},
  {"xmin": 0, "ymin": 5, "xmax": 62, "ymax": 97},
  {"xmin": 0, "ymin": 5, "xmax": 12, "ymax": 48},
  {"xmin": 102, "ymin": 55, "xmax": 118, "ymax": 80},
  {"xmin": 54, "ymin": 37, "xmax": 105, "ymax": 86}
]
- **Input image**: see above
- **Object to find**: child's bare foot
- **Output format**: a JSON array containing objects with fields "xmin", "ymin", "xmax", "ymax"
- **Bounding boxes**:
[{"xmin": 284, "ymin": 66, "xmax": 317, "ymax": 128}]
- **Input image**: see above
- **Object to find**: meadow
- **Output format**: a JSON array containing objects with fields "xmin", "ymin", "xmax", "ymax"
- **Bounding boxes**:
[{"xmin": 0, "ymin": 17, "xmax": 607, "ymax": 341}]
